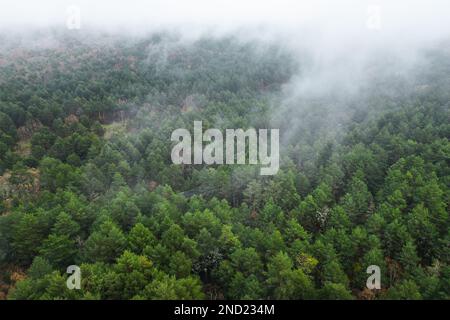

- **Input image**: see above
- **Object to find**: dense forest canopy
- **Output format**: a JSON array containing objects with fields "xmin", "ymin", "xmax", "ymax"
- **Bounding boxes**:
[{"xmin": 0, "ymin": 28, "xmax": 448, "ymax": 300}]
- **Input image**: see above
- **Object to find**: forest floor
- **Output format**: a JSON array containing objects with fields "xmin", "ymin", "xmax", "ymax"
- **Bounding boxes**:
[
  {"xmin": 103, "ymin": 121, "xmax": 128, "ymax": 140},
  {"xmin": 14, "ymin": 139, "xmax": 31, "ymax": 157}
]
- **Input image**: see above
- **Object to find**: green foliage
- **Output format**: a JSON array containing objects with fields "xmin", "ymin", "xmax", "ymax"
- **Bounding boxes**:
[
  {"xmin": 82, "ymin": 220, "xmax": 127, "ymax": 263},
  {"xmin": 0, "ymin": 31, "xmax": 448, "ymax": 300}
]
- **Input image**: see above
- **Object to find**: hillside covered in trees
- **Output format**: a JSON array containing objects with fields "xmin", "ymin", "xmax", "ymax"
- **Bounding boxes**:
[{"xmin": 0, "ymin": 30, "xmax": 449, "ymax": 300}]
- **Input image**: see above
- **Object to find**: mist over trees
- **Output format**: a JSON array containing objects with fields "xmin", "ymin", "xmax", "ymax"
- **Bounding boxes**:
[{"xmin": 0, "ymin": 24, "xmax": 448, "ymax": 300}]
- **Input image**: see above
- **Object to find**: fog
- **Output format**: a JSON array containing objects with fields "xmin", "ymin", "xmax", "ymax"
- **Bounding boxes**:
[
  {"xmin": 2, "ymin": 1, "xmax": 449, "ymax": 68},
  {"xmin": 0, "ymin": 0, "xmax": 449, "ymax": 41},
  {"xmin": 1, "ymin": 0, "xmax": 449, "ymax": 149}
]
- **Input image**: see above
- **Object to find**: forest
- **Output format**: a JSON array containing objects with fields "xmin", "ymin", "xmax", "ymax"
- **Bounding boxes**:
[{"xmin": 0, "ymin": 29, "xmax": 448, "ymax": 300}]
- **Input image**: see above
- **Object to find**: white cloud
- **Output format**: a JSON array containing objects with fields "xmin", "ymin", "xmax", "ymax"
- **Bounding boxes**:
[{"xmin": 0, "ymin": 0, "xmax": 448, "ymax": 39}]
